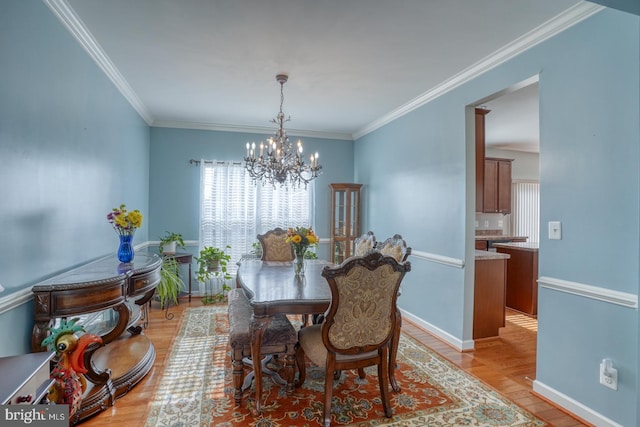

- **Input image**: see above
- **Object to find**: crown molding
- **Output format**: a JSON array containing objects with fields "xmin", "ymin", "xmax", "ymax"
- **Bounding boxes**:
[
  {"xmin": 43, "ymin": 0, "xmax": 154, "ymax": 125},
  {"xmin": 352, "ymin": 2, "xmax": 605, "ymax": 140},
  {"xmin": 44, "ymin": 0, "xmax": 603, "ymax": 141},
  {"xmin": 152, "ymin": 120, "xmax": 353, "ymax": 141}
]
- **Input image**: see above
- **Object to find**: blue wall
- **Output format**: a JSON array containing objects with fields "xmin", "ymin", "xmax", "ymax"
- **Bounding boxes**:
[
  {"xmin": 355, "ymin": 8, "xmax": 639, "ymax": 427},
  {"xmin": 2, "ymin": 1, "xmax": 639, "ymax": 425},
  {"xmin": 149, "ymin": 127, "xmax": 354, "ymax": 261},
  {"xmin": 0, "ymin": 0, "xmax": 150, "ymax": 356}
]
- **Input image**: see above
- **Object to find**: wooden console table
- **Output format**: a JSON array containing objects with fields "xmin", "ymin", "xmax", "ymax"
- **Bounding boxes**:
[{"xmin": 31, "ymin": 253, "xmax": 162, "ymax": 424}]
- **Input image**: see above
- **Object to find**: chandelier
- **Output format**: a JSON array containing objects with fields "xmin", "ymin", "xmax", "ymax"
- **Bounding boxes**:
[{"xmin": 244, "ymin": 74, "xmax": 321, "ymax": 187}]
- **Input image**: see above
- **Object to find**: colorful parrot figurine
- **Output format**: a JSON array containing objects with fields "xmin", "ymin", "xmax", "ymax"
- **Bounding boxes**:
[{"xmin": 41, "ymin": 318, "xmax": 103, "ymax": 420}]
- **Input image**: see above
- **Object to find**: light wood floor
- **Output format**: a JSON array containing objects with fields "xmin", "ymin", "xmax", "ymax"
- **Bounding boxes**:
[{"xmin": 82, "ymin": 300, "xmax": 591, "ymax": 427}]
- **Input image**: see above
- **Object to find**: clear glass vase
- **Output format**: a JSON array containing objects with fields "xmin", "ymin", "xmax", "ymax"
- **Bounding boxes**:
[
  {"xmin": 294, "ymin": 250, "xmax": 306, "ymax": 276},
  {"xmin": 117, "ymin": 234, "xmax": 135, "ymax": 263}
]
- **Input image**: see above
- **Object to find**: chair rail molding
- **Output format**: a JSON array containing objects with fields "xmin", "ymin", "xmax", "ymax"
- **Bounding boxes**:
[
  {"xmin": 538, "ymin": 276, "xmax": 637, "ymax": 309},
  {"xmin": 0, "ymin": 288, "xmax": 33, "ymax": 316},
  {"xmin": 411, "ymin": 250, "xmax": 465, "ymax": 269}
]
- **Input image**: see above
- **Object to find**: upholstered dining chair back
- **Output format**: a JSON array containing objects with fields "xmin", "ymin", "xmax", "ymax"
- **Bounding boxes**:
[
  {"xmin": 377, "ymin": 234, "xmax": 411, "ymax": 263},
  {"xmin": 353, "ymin": 230, "xmax": 377, "ymax": 257},
  {"xmin": 257, "ymin": 227, "xmax": 294, "ymax": 261},
  {"xmin": 295, "ymin": 251, "xmax": 411, "ymax": 426}
]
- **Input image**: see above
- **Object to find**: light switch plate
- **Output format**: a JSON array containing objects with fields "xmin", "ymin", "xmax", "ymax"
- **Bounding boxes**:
[{"xmin": 549, "ymin": 221, "xmax": 562, "ymax": 240}]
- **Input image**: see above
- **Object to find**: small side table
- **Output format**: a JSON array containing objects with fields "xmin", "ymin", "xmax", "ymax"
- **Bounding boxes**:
[
  {"xmin": 172, "ymin": 252, "xmax": 194, "ymax": 302},
  {"xmin": 0, "ymin": 352, "xmax": 55, "ymax": 405}
]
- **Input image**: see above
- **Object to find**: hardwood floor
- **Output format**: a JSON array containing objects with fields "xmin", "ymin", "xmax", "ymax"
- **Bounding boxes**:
[{"xmin": 82, "ymin": 300, "xmax": 591, "ymax": 426}]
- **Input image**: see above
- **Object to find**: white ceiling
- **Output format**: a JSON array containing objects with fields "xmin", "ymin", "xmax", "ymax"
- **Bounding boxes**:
[
  {"xmin": 52, "ymin": 0, "xmax": 600, "ymax": 149},
  {"xmin": 484, "ymin": 81, "xmax": 540, "ymax": 153}
]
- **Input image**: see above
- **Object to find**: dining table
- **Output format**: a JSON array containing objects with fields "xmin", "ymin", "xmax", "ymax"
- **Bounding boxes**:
[
  {"xmin": 236, "ymin": 258, "xmax": 332, "ymax": 413},
  {"xmin": 236, "ymin": 257, "xmax": 403, "ymax": 414}
]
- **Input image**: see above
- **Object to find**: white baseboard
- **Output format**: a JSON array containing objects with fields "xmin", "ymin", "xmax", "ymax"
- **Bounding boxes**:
[
  {"xmin": 533, "ymin": 380, "xmax": 623, "ymax": 427},
  {"xmin": 400, "ymin": 308, "xmax": 474, "ymax": 351}
]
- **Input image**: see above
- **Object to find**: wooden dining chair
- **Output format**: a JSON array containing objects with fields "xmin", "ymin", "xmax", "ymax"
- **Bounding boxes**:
[
  {"xmin": 375, "ymin": 233, "xmax": 411, "ymax": 392},
  {"xmin": 376, "ymin": 233, "xmax": 411, "ymax": 263},
  {"xmin": 295, "ymin": 251, "xmax": 411, "ymax": 427},
  {"xmin": 227, "ymin": 288, "xmax": 296, "ymax": 410},
  {"xmin": 353, "ymin": 230, "xmax": 377, "ymax": 257},
  {"xmin": 257, "ymin": 227, "xmax": 294, "ymax": 261}
]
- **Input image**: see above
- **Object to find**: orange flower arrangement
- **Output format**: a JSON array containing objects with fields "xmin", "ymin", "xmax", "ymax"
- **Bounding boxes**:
[{"xmin": 286, "ymin": 226, "xmax": 318, "ymax": 258}]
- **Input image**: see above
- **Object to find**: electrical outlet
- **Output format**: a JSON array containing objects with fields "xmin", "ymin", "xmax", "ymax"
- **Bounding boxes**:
[{"xmin": 599, "ymin": 358, "xmax": 618, "ymax": 390}]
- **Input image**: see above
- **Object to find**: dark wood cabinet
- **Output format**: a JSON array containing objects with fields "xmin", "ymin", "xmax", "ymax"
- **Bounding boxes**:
[
  {"xmin": 475, "ymin": 108, "xmax": 490, "ymax": 212},
  {"xmin": 473, "ymin": 254, "xmax": 508, "ymax": 339},
  {"xmin": 475, "ymin": 240, "xmax": 488, "ymax": 250},
  {"xmin": 483, "ymin": 157, "xmax": 512, "ymax": 214},
  {"xmin": 494, "ymin": 244, "xmax": 539, "ymax": 315}
]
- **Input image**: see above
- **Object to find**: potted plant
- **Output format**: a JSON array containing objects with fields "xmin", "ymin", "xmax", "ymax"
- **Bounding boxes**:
[
  {"xmin": 250, "ymin": 241, "xmax": 263, "ymax": 259},
  {"xmin": 195, "ymin": 245, "xmax": 232, "ymax": 304},
  {"xmin": 159, "ymin": 231, "xmax": 185, "ymax": 255},
  {"xmin": 156, "ymin": 256, "xmax": 185, "ymax": 309}
]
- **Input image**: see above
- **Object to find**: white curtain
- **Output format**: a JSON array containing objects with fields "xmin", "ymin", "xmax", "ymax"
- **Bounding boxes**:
[
  {"xmin": 511, "ymin": 180, "xmax": 540, "ymax": 243},
  {"xmin": 199, "ymin": 160, "xmax": 314, "ymax": 273}
]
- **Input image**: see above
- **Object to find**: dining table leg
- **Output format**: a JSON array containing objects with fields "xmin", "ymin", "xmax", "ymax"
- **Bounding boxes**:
[{"xmin": 250, "ymin": 314, "xmax": 271, "ymax": 415}]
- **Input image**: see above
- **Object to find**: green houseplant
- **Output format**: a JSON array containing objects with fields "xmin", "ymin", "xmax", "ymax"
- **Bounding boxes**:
[
  {"xmin": 156, "ymin": 256, "xmax": 185, "ymax": 309},
  {"xmin": 159, "ymin": 231, "xmax": 185, "ymax": 254},
  {"xmin": 195, "ymin": 245, "xmax": 232, "ymax": 304}
]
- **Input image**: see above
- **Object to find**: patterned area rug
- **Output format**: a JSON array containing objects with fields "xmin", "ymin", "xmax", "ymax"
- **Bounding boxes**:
[{"xmin": 144, "ymin": 306, "xmax": 547, "ymax": 426}]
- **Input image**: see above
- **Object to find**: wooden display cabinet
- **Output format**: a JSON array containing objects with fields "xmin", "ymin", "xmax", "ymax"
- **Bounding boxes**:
[{"xmin": 330, "ymin": 183, "xmax": 362, "ymax": 264}]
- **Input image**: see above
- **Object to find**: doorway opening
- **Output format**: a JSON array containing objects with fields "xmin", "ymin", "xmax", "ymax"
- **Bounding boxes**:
[{"xmin": 470, "ymin": 74, "xmax": 540, "ymax": 388}]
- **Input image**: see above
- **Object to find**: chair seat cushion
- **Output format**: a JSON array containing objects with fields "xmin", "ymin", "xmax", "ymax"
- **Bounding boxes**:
[
  {"xmin": 298, "ymin": 324, "xmax": 378, "ymax": 368},
  {"xmin": 228, "ymin": 288, "xmax": 296, "ymax": 349}
]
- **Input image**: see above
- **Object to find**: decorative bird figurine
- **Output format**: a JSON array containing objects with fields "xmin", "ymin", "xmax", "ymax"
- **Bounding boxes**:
[{"xmin": 41, "ymin": 318, "xmax": 103, "ymax": 421}]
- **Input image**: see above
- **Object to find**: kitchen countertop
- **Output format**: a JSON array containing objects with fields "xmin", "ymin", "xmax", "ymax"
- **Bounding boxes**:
[
  {"xmin": 475, "ymin": 235, "xmax": 528, "ymax": 241},
  {"xmin": 475, "ymin": 250, "xmax": 510, "ymax": 260},
  {"xmin": 492, "ymin": 242, "xmax": 539, "ymax": 252}
]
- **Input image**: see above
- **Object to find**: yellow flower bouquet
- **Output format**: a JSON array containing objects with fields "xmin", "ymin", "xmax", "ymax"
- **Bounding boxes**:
[
  {"xmin": 107, "ymin": 204, "xmax": 143, "ymax": 263},
  {"xmin": 286, "ymin": 226, "xmax": 318, "ymax": 276}
]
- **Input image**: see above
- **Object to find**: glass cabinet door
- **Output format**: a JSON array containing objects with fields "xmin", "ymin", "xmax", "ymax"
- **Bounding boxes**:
[{"xmin": 330, "ymin": 183, "xmax": 362, "ymax": 264}]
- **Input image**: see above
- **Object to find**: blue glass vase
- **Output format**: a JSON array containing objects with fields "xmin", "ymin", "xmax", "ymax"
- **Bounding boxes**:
[{"xmin": 117, "ymin": 234, "xmax": 134, "ymax": 263}]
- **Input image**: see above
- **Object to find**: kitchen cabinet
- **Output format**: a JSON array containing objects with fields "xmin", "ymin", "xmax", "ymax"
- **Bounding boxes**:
[
  {"xmin": 475, "ymin": 108, "xmax": 490, "ymax": 212},
  {"xmin": 483, "ymin": 157, "xmax": 512, "ymax": 213},
  {"xmin": 494, "ymin": 242, "xmax": 539, "ymax": 315},
  {"xmin": 330, "ymin": 183, "xmax": 362, "ymax": 264},
  {"xmin": 473, "ymin": 251, "xmax": 509, "ymax": 339}
]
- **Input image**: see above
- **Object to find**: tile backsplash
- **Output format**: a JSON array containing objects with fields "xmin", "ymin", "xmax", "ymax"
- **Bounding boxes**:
[{"xmin": 475, "ymin": 212, "xmax": 510, "ymax": 235}]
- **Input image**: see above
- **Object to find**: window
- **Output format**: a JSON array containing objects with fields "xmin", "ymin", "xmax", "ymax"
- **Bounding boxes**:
[
  {"xmin": 511, "ymin": 180, "xmax": 539, "ymax": 243},
  {"xmin": 198, "ymin": 160, "xmax": 314, "ymax": 273}
]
